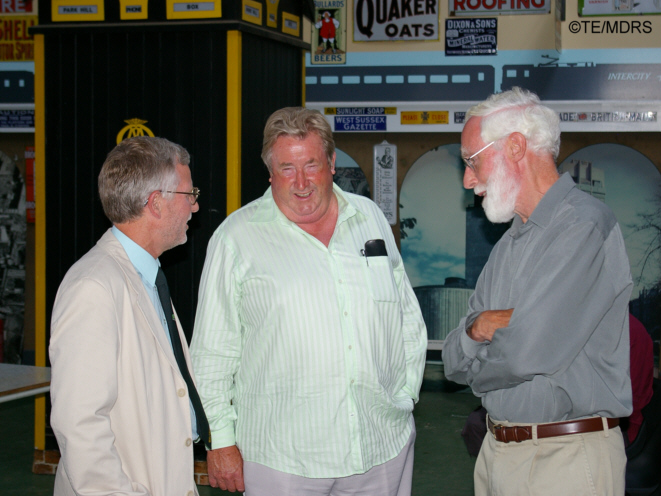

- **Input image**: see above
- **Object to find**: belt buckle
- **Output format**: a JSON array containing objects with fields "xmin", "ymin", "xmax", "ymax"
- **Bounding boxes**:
[
  {"xmin": 491, "ymin": 423, "xmax": 507, "ymax": 443},
  {"xmin": 492, "ymin": 423, "xmax": 529, "ymax": 443}
]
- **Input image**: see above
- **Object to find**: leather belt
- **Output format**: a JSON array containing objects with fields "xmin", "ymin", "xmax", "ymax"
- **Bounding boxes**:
[{"xmin": 487, "ymin": 416, "xmax": 619, "ymax": 443}]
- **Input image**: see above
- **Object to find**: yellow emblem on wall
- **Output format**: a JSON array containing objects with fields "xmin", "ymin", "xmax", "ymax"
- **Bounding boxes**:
[{"xmin": 116, "ymin": 118, "xmax": 155, "ymax": 144}]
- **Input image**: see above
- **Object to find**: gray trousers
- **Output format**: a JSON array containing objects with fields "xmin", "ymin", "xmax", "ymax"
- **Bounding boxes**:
[{"xmin": 243, "ymin": 425, "xmax": 416, "ymax": 496}]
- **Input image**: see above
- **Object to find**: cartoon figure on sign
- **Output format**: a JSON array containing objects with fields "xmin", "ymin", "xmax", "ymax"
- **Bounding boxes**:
[
  {"xmin": 378, "ymin": 147, "xmax": 394, "ymax": 169},
  {"xmin": 315, "ymin": 11, "xmax": 340, "ymax": 54}
]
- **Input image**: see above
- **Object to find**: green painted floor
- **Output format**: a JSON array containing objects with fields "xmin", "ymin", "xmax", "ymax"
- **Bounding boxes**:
[{"xmin": 0, "ymin": 364, "xmax": 479, "ymax": 496}]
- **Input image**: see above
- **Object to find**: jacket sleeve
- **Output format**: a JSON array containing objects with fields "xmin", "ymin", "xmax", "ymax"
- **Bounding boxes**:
[{"xmin": 50, "ymin": 277, "xmax": 150, "ymax": 496}]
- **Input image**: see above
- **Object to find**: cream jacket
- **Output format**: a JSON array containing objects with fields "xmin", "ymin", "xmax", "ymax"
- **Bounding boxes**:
[{"xmin": 50, "ymin": 229, "xmax": 199, "ymax": 496}]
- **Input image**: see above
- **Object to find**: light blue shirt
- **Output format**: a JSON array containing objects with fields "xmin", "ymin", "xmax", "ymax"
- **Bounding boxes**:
[{"xmin": 112, "ymin": 226, "xmax": 198, "ymax": 439}]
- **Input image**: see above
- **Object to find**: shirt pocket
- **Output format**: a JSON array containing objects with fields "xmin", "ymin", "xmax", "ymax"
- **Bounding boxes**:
[{"xmin": 362, "ymin": 256, "xmax": 398, "ymax": 302}]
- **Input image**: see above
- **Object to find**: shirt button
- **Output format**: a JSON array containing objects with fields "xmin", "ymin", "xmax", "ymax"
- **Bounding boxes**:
[
  {"xmin": 178, "ymin": 388, "xmax": 186, "ymax": 397},
  {"xmin": 338, "ymin": 279, "xmax": 343, "ymax": 283},
  {"xmin": 348, "ymin": 345, "xmax": 352, "ymax": 350},
  {"xmin": 350, "ymin": 379, "xmax": 354, "ymax": 384},
  {"xmin": 185, "ymin": 438, "xmax": 192, "ymax": 447},
  {"xmin": 344, "ymin": 311, "xmax": 348, "ymax": 316}
]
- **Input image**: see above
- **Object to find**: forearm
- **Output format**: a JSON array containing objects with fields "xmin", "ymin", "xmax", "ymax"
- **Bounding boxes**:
[{"xmin": 468, "ymin": 223, "xmax": 629, "ymax": 393}]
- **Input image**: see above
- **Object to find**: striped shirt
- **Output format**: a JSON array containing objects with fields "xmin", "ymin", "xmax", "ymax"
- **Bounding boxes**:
[{"xmin": 190, "ymin": 184, "xmax": 427, "ymax": 478}]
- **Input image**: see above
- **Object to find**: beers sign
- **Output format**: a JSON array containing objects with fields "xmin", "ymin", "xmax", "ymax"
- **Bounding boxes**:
[{"xmin": 450, "ymin": 0, "xmax": 550, "ymax": 15}]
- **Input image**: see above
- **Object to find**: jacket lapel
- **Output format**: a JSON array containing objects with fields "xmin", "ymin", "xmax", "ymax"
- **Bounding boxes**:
[{"xmin": 97, "ymin": 230, "xmax": 180, "ymax": 373}]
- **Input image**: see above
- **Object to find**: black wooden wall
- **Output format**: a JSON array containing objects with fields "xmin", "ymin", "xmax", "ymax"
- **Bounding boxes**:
[{"xmin": 42, "ymin": 26, "xmax": 304, "ymax": 341}]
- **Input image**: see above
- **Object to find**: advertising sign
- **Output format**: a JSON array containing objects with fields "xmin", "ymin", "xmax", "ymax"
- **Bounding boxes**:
[
  {"xmin": 0, "ymin": 109, "xmax": 34, "ymax": 128},
  {"xmin": 373, "ymin": 141, "xmax": 397, "ymax": 225},
  {"xmin": 312, "ymin": 1, "xmax": 347, "ymax": 65},
  {"xmin": 445, "ymin": 18, "xmax": 497, "ymax": 56},
  {"xmin": 579, "ymin": 0, "xmax": 661, "ymax": 15},
  {"xmin": 450, "ymin": 0, "xmax": 550, "ymax": 15},
  {"xmin": 0, "ymin": 16, "xmax": 36, "ymax": 61},
  {"xmin": 0, "ymin": 0, "xmax": 34, "ymax": 14},
  {"xmin": 401, "ymin": 110, "xmax": 450, "ymax": 124},
  {"xmin": 334, "ymin": 115, "xmax": 387, "ymax": 131},
  {"xmin": 354, "ymin": 0, "xmax": 439, "ymax": 41},
  {"xmin": 25, "ymin": 146, "xmax": 34, "ymax": 223}
]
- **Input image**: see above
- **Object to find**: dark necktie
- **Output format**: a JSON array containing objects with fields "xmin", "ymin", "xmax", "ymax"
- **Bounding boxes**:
[{"xmin": 155, "ymin": 267, "xmax": 211, "ymax": 449}]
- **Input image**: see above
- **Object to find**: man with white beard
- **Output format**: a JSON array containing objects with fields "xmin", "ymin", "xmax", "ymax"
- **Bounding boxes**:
[{"xmin": 442, "ymin": 87, "xmax": 633, "ymax": 496}]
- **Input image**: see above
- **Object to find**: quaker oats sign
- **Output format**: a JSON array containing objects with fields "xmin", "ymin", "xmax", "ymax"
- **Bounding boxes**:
[{"xmin": 354, "ymin": 0, "xmax": 439, "ymax": 41}]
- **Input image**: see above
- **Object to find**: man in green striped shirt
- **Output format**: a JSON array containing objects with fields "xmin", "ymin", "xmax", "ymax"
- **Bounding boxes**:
[{"xmin": 191, "ymin": 107, "xmax": 427, "ymax": 495}]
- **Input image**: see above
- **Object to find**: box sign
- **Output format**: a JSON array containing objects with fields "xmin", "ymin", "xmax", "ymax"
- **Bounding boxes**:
[
  {"xmin": 166, "ymin": 0, "xmax": 221, "ymax": 19},
  {"xmin": 450, "ymin": 0, "xmax": 550, "ymax": 15}
]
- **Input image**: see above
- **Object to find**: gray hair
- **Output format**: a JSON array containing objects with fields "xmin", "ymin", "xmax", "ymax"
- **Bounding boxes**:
[
  {"xmin": 261, "ymin": 107, "xmax": 335, "ymax": 173},
  {"xmin": 98, "ymin": 136, "xmax": 190, "ymax": 224},
  {"xmin": 466, "ymin": 87, "xmax": 561, "ymax": 160}
]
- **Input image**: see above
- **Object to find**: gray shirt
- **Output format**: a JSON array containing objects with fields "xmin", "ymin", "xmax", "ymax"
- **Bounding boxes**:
[{"xmin": 443, "ymin": 173, "xmax": 633, "ymax": 423}]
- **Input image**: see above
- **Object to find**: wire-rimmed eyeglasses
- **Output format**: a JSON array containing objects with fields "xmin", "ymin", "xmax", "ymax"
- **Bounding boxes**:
[
  {"xmin": 462, "ymin": 141, "xmax": 496, "ymax": 171},
  {"xmin": 143, "ymin": 187, "xmax": 200, "ymax": 206},
  {"xmin": 162, "ymin": 187, "xmax": 200, "ymax": 205}
]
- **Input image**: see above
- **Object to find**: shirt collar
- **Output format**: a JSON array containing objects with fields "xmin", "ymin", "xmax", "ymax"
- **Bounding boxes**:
[
  {"xmin": 512, "ymin": 172, "xmax": 575, "ymax": 232},
  {"xmin": 111, "ymin": 225, "xmax": 160, "ymax": 286},
  {"xmin": 249, "ymin": 183, "xmax": 366, "ymax": 225}
]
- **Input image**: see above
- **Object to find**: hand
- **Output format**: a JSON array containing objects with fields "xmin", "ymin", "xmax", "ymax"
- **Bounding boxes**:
[
  {"xmin": 467, "ymin": 309, "xmax": 514, "ymax": 343},
  {"xmin": 207, "ymin": 445, "xmax": 245, "ymax": 493}
]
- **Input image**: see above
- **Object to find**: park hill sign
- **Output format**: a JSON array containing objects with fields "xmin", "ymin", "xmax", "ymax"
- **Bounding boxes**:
[{"xmin": 450, "ymin": 0, "xmax": 550, "ymax": 15}]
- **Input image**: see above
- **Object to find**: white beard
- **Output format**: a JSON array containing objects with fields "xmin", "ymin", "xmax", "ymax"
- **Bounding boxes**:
[{"xmin": 482, "ymin": 154, "xmax": 520, "ymax": 223}]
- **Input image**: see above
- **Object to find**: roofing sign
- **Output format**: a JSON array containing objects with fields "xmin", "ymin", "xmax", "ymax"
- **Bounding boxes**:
[
  {"xmin": 354, "ymin": 0, "xmax": 439, "ymax": 41},
  {"xmin": 450, "ymin": 0, "xmax": 550, "ymax": 15}
]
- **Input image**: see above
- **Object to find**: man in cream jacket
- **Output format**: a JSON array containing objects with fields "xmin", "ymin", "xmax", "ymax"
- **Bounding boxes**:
[{"xmin": 49, "ymin": 136, "xmax": 209, "ymax": 496}]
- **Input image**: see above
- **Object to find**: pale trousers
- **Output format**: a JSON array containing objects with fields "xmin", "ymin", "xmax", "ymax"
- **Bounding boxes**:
[
  {"xmin": 243, "ymin": 424, "xmax": 416, "ymax": 496},
  {"xmin": 474, "ymin": 418, "xmax": 627, "ymax": 496}
]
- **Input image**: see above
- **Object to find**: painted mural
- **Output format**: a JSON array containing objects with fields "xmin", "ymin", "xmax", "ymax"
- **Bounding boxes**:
[{"xmin": 400, "ymin": 143, "xmax": 661, "ymax": 349}]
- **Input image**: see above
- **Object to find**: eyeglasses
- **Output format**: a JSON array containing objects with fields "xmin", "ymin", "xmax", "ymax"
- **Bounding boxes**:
[
  {"xmin": 143, "ymin": 187, "xmax": 201, "ymax": 207},
  {"xmin": 462, "ymin": 141, "xmax": 496, "ymax": 171},
  {"xmin": 161, "ymin": 187, "xmax": 200, "ymax": 205}
]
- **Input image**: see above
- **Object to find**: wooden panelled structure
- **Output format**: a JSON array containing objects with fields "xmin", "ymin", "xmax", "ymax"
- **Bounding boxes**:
[
  {"xmin": 33, "ymin": 1, "xmax": 310, "ymax": 339},
  {"xmin": 30, "ymin": 0, "xmax": 311, "ymax": 455}
]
